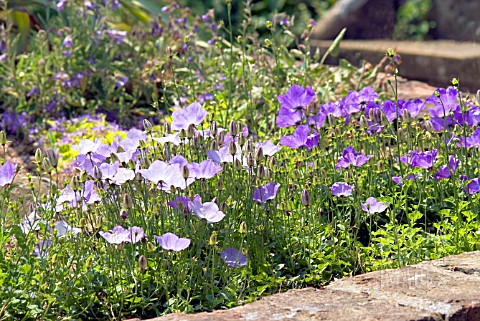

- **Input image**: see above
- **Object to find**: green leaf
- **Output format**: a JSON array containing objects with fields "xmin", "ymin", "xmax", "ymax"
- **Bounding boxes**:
[{"xmin": 320, "ymin": 28, "xmax": 346, "ymax": 65}]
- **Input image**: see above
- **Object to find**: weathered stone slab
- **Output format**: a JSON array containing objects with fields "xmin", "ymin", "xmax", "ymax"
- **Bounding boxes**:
[
  {"xmin": 310, "ymin": 40, "xmax": 480, "ymax": 91},
  {"xmin": 130, "ymin": 251, "xmax": 480, "ymax": 321}
]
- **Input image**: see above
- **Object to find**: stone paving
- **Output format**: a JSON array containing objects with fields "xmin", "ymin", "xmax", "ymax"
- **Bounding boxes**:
[{"xmin": 125, "ymin": 251, "xmax": 480, "ymax": 321}]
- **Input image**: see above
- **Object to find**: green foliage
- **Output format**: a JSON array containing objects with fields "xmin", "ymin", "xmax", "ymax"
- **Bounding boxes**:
[{"xmin": 393, "ymin": 0, "xmax": 435, "ymax": 40}]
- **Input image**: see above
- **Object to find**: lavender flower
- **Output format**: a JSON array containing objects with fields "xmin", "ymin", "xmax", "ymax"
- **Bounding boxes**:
[
  {"xmin": 0, "ymin": 161, "xmax": 17, "ymax": 187},
  {"xmin": 427, "ymin": 87, "xmax": 460, "ymax": 118},
  {"xmin": 189, "ymin": 160, "xmax": 222, "ymax": 180},
  {"xmin": 252, "ymin": 182, "xmax": 280, "ymax": 204},
  {"xmin": 465, "ymin": 178, "xmax": 480, "ymax": 195},
  {"xmin": 155, "ymin": 233, "xmax": 191, "ymax": 252},
  {"xmin": 107, "ymin": 30, "xmax": 127, "ymax": 44},
  {"xmin": 208, "ymin": 145, "xmax": 241, "ymax": 164},
  {"xmin": 278, "ymin": 84, "xmax": 316, "ymax": 113},
  {"xmin": 221, "ymin": 248, "xmax": 247, "ymax": 268},
  {"xmin": 330, "ymin": 182, "xmax": 354, "ymax": 197},
  {"xmin": 189, "ymin": 196, "xmax": 225, "ymax": 223},
  {"xmin": 99, "ymin": 226, "xmax": 144, "ymax": 244},
  {"xmin": 336, "ymin": 146, "xmax": 371, "ymax": 169},
  {"xmin": 116, "ymin": 76, "xmax": 129, "ymax": 89},
  {"xmin": 99, "ymin": 226, "xmax": 129, "ymax": 244},
  {"xmin": 171, "ymin": 102, "xmax": 208, "ymax": 131},
  {"xmin": 400, "ymin": 149, "xmax": 437, "ymax": 170},
  {"xmin": 62, "ymin": 35, "xmax": 73, "ymax": 48},
  {"xmin": 362, "ymin": 197, "xmax": 388, "ymax": 214},
  {"xmin": 255, "ymin": 140, "xmax": 281, "ymax": 156},
  {"xmin": 280, "ymin": 125, "xmax": 319, "ymax": 150}
]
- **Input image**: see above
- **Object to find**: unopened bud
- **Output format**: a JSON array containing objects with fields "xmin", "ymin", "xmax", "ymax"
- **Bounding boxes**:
[
  {"xmin": 219, "ymin": 201, "xmax": 228, "ymax": 212},
  {"xmin": 327, "ymin": 114, "xmax": 336, "ymax": 126},
  {"xmin": 301, "ymin": 190, "xmax": 310, "ymax": 207},
  {"xmin": 239, "ymin": 221, "xmax": 247, "ymax": 234},
  {"xmin": 229, "ymin": 141, "xmax": 237, "ymax": 156},
  {"xmin": 0, "ymin": 131, "xmax": 6, "ymax": 146},
  {"xmin": 402, "ymin": 109, "xmax": 412, "ymax": 123},
  {"xmin": 359, "ymin": 115, "xmax": 368, "ymax": 128},
  {"xmin": 255, "ymin": 147, "xmax": 263, "ymax": 163},
  {"xmin": 246, "ymin": 152, "xmax": 255, "ymax": 167},
  {"xmin": 257, "ymin": 165, "xmax": 265, "ymax": 178},
  {"xmin": 80, "ymin": 170, "xmax": 89, "ymax": 183},
  {"xmin": 229, "ymin": 121, "xmax": 238, "ymax": 137},
  {"xmin": 42, "ymin": 157, "xmax": 52, "ymax": 173},
  {"xmin": 147, "ymin": 241, "xmax": 155, "ymax": 252},
  {"xmin": 187, "ymin": 124, "xmax": 195, "ymax": 138},
  {"xmin": 143, "ymin": 119, "xmax": 153, "ymax": 133},
  {"xmin": 123, "ymin": 194, "xmax": 133, "ymax": 209},
  {"xmin": 209, "ymin": 232, "xmax": 217, "ymax": 246},
  {"xmin": 267, "ymin": 156, "xmax": 277, "ymax": 168},
  {"xmin": 234, "ymin": 158, "xmax": 242, "ymax": 170},
  {"xmin": 164, "ymin": 122, "xmax": 171, "ymax": 134},
  {"xmin": 93, "ymin": 165, "xmax": 102, "ymax": 180},
  {"xmin": 216, "ymin": 179, "xmax": 224, "ymax": 191},
  {"xmin": 217, "ymin": 131, "xmax": 225, "ymax": 146},
  {"xmin": 138, "ymin": 255, "xmax": 147, "ymax": 271},
  {"xmin": 182, "ymin": 165, "xmax": 190, "ymax": 180},
  {"xmin": 377, "ymin": 160, "xmax": 384, "ymax": 172},
  {"xmin": 210, "ymin": 121, "xmax": 217, "ymax": 136},
  {"xmin": 265, "ymin": 167, "xmax": 272, "ymax": 179},
  {"xmin": 35, "ymin": 148, "xmax": 43, "ymax": 164},
  {"xmin": 237, "ymin": 133, "xmax": 246, "ymax": 146}
]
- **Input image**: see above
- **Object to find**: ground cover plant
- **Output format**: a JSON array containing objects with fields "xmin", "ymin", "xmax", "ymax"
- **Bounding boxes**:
[{"xmin": 1, "ymin": 1, "xmax": 480, "ymax": 321}]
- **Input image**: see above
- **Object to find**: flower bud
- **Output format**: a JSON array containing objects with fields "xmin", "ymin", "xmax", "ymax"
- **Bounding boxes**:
[
  {"xmin": 216, "ymin": 131, "xmax": 225, "ymax": 146},
  {"xmin": 239, "ymin": 221, "xmax": 247, "ymax": 234},
  {"xmin": 301, "ymin": 190, "xmax": 310, "ymax": 207},
  {"xmin": 210, "ymin": 140, "xmax": 218, "ymax": 150},
  {"xmin": 359, "ymin": 115, "xmax": 368, "ymax": 128},
  {"xmin": 193, "ymin": 132, "xmax": 202, "ymax": 148},
  {"xmin": 93, "ymin": 165, "xmax": 102, "ymax": 180},
  {"xmin": 0, "ymin": 130, "xmax": 6, "ymax": 146},
  {"xmin": 229, "ymin": 141, "xmax": 237, "ymax": 156},
  {"xmin": 182, "ymin": 165, "xmax": 190, "ymax": 180},
  {"xmin": 209, "ymin": 232, "xmax": 217, "ymax": 246},
  {"xmin": 234, "ymin": 158, "xmax": 243, "ymax": 170},
  {"xmin": 267, "ymin": 156, "xmax": 277, "ymax": 169},
  {"xmin": 164, "ymin": 122, "xmax": 171, "ymax": 134},
  {"xmin": 265, "ymin": 168, "xmax": 272, "ymax": 180},
  {"xmin": 219, "ymin": 201, "xmax": 228, "ymax": 212},
  {"xmin": 327, "ymin": 114, "xmax": 336, "ymax": 126},
  {"xmin": 138, "ymin": 255, "xmax": 147, "ymax": 271},
  {"xmin": 210, "ymin": 120, "xmax": 217, "ymax": 136},
  {"xmin": 123, "ymin": 194, "xmax": 133, "ymax": 209},
  {"xmin": 257, "ymin": 165, "xmax": 265, "ymax": 178},
  {"xmin": 147, "ymin": 241, "xmax": 155, "ymax": 252},
  {"xmin": 143, "ymin": 119, "xmax": 153, "ymax": 133},
  {"xmin": 245, "ymin": 140, "xmax": 254, "ymax": 153},
  {"xmin": 187, "ymin": 124, "xmax": 196, "ymax": 138},
  {"xmin": 42, "ymin": 157, "xmax": 52, "ymax": 173},
  {"xmin": 377, "ymin": 160, "xmax": 384, "ymax": 172},
  {"xmin": 255, "ymin": 147, "xmax": 263, "ymax": 163},
  {"xmin": 229, "ymin": 121, "xmax": 238, "ymax": 137},
  {"xmin": 35, "ymin": 148, "xmax": 43, "ymax": 164},
  {"xmin": 246, "ymin": 152, "xmax": 255, "ymax": 167},
  {"xmin": 80, "ymin": 170, "xmax": 89, "ymax": 183},
  {"xmin": 216, "ymin": 179, "xmax": 224, "ymax": 191},
  {"xmin": 237, "ymin": 133, "xmax": 246, "ymax": 146},
  {"xmin": 402, "ymin": 109, "xmax": 412, "ymax": 123}
]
